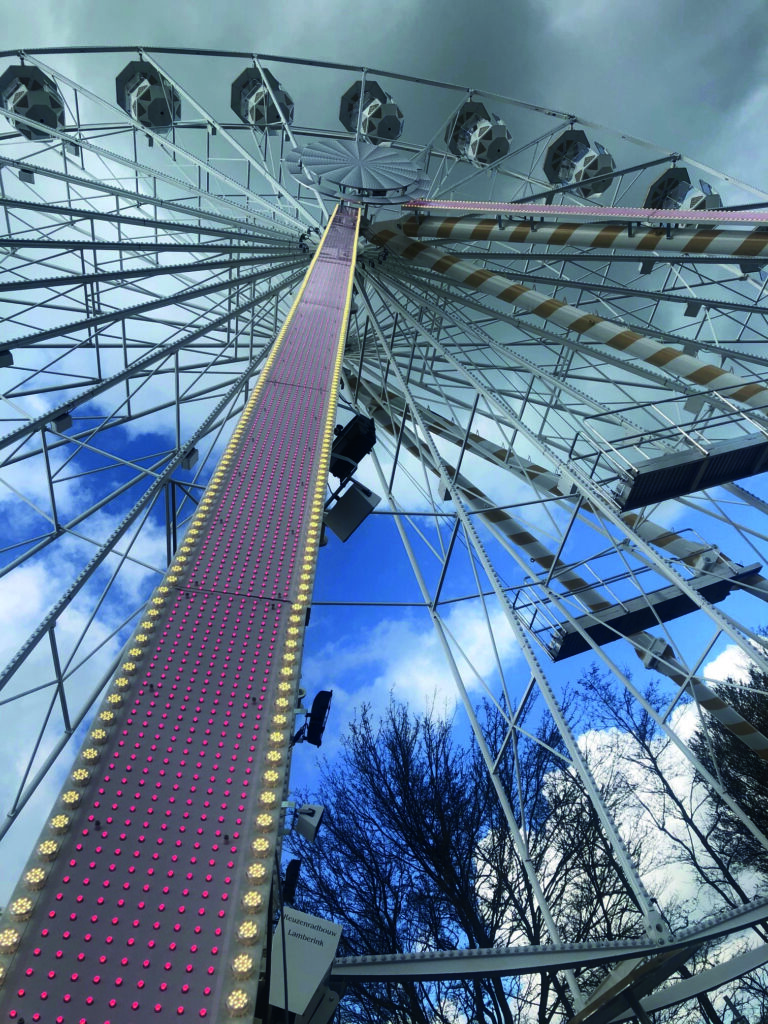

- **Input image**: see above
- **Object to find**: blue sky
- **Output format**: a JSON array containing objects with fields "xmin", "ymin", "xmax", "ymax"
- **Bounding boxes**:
[{"xmin": 2, "ymin": 0, "xmax": 768, "ymax": 917}]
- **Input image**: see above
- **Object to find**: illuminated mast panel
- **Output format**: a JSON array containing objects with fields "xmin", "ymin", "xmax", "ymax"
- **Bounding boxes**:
[{"xmin": 0, "ymin": 204, "xmax": 360, "ymax": 1023}]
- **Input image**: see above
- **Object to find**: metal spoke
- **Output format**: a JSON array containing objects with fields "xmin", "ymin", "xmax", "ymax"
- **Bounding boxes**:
[{"xmin": 2, "ymin": 48, "xmax": 768, "ymax": 1022}]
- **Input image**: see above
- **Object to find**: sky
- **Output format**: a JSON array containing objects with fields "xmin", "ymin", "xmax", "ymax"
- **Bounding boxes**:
[
  {"xmin": 2, "ymin": 0, "xmax": 768, "ymax": 924},
  {"xmin": 2, "ymin": 0, "xmax": 767, "ymax": 180}
]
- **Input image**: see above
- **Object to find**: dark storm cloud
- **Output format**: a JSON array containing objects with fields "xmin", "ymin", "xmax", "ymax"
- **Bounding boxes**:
[
  {"xmin": 527, "ymin": 0, "xmax": 768, "ymax": 158},
  {"xmin": 6, "ymin": 0, "xmax": 767, "ymax": 172},
  {"xmin": 4, "ymin": 0, "xmax": 552, "ymax": 93}
]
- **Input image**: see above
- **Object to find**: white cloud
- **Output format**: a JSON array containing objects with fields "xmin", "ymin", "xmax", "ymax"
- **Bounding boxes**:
[
  {"xmin": 297, "ymin": 601, "xmax": 521, "ymax": 768},
  {"xmin": 703, "ymin": 644, "xmax": 753, "ymax": 685},
  {"xmin": 571, "ymin": 687, "xmax": 768, "ymax": 928},
  {"xmin": 0, "ymin": 555, "xmax": 126, "ymax": 904},
  {"xmin": 0, "ymin": 446, "xmax": 86, "ymax": 523}
]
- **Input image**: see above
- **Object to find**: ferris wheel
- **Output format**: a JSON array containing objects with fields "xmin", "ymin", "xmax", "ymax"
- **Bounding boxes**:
[{"xmin": 1, "ymin": 46, "xmax": 768, "ymax": 1022}]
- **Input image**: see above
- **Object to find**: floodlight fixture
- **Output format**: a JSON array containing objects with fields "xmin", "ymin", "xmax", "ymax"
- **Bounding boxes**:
[
  {"xmin": 293, "ymin": 690, "xmax": 333, "ymax": 747},
  {"xmin": 283, "ymin": 858, "xmax": 301, "ymax": 905},
  {"xmin": 324, "ymin": 481, "xmax": 381, "ymax": 542},
  {"xmin": 329, "ymin": 415, "xmax": 376, "ymax": 483},
  {"xmin": 293, "ymin": 804, "xmax": 325, "ymax": 844}
]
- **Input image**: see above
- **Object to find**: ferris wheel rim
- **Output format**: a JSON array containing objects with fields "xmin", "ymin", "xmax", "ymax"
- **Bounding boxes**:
[{"xmin": 0, "ymin": 49, "xmax": 765, "ymax": 1024}]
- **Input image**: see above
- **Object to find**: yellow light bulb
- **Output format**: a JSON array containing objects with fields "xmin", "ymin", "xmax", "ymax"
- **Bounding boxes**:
[
  {"xmin": 9, "ymin": 897, "xmax": 33, "ymax": 921},
  {"xmin": 0, "ymin": 929, "xmax": 20, "ymax": 954},
  {"xmin": 24, "ymin": 867, "xmax": 46, "ymax": 890}
]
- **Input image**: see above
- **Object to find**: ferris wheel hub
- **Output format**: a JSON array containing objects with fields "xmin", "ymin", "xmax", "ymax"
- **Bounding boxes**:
[{"xmin": 286, "ymin": 137, "xmax": 429, "ymax": 203}]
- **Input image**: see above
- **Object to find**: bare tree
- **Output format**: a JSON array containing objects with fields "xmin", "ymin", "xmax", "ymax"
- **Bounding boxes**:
[
  {"xmin": 575, "ymin": 664, "xmax": 768, "ymax": 1024},
  {"xmin": 288, "ymin": 697, "xmax": 647, "ymax": 1024},
  {"xmin": 576, "ymin": 666, "xmax": 765, "ymax": 915},
  {"xmin": 689, "ymin": 665, "xmax": 768, "ymax": 877}
]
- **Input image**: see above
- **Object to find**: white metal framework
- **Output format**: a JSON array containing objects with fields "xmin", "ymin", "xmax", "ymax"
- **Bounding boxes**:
[{"xmin": 2, "ymin": 47, "xmax": 768, "ymax": 1021}]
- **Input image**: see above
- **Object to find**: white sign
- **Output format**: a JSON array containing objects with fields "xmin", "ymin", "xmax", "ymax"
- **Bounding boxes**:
[{"xmin": 270, "ymin": 908, "xmax": 343, "ymax": 1015}]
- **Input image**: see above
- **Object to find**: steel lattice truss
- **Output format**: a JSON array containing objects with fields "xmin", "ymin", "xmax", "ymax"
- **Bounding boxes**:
[
  {"xmin": 1, "ymin": 47, "xmax": 768, "ymax": 1023},
  {"xmin": 0, "ymin": 199, "xmax": 359, "ymax": 1019}
]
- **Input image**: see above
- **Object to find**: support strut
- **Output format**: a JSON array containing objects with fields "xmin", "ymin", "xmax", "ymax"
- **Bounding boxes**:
[{"xmin": 0, "ymin": 204, "xmax": 360, "ymax": 1023}]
